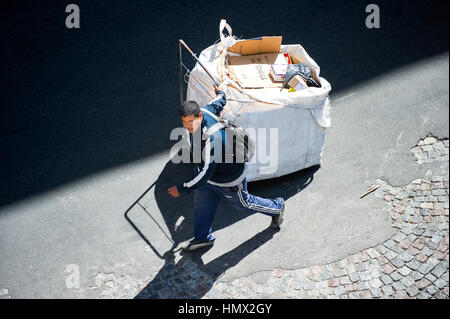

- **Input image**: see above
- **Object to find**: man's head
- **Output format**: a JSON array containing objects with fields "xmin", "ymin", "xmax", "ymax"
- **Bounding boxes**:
[{"xmin": 179, "ymin": 101, "xmax": 203, "ymax": 134}]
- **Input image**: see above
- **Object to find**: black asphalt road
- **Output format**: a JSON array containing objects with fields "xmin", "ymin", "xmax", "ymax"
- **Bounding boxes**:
[{"xmin": 1, "ymin": 0, "xmax": 448, "ymax": 207}]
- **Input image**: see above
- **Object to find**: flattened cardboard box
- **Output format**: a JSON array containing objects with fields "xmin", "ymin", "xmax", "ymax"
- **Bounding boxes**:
[
  {"xmin": 227, "ymin": 53, "xmax": 286, "ymax": 88},
  {"xmin": 228, "ymin": 36, "xmax": 282, "ymax": 56}
]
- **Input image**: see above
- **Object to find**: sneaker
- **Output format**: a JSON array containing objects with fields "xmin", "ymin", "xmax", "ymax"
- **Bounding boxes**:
[
  {"xmin": 270, "ymin": 198, "xmax": 285, "ymax": 228},
  {"xmin": 182, "ymin": 238, "xmax": 215, "ymax": 252}
]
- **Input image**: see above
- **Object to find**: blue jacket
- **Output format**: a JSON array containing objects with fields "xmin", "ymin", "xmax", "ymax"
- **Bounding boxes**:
[{"xmin": 177, "ymin": 90, "xmax": 245, "ymax": 194}]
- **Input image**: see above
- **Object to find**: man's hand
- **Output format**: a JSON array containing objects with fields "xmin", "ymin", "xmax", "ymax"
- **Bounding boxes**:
[
  {"xmin": 214, "ymin": 83, "xmax": 226, "ymax": 93},
  {"xmin": 168, "ymin": 185, "xmax": 180, "ymax": 198}
]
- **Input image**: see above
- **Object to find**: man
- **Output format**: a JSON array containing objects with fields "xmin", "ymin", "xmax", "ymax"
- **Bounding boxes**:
[{"xmin": 168, "ymin": 84, "xmax": 285, "ymax": 251}]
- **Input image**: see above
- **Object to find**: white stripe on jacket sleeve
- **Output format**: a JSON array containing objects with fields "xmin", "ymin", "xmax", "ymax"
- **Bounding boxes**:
[{"xmin": 183, "ymin": 138, "xmax": 211, "ymax": 189}]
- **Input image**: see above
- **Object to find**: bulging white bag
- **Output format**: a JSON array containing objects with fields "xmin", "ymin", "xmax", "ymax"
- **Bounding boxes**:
[{"xmin": 186, "ymin": 20, "xmax": 332, "ymax": 181}]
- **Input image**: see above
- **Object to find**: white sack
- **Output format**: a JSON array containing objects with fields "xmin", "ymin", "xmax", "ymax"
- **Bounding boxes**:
[{"xmin": 186, "ymin": 20, "xmax": 331, "ymax": 181}]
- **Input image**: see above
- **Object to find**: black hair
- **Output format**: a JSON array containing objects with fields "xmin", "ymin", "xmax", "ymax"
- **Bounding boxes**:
[{"xmin": 179, "ymin": 101, "xmax": 201, "ymax": 117}]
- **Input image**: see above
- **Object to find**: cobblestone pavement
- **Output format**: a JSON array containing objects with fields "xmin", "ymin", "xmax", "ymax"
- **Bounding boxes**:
[
  {"xmin": 202, "ymin": 171, "xmax": 449, "ymax": 299},
  {"xmin": 411, "ymin": 135, "xmax": 449, "ymax": 164},
  {"xmin": 44, "ymin": 134, "xmax": 449, "ymax": 299}
]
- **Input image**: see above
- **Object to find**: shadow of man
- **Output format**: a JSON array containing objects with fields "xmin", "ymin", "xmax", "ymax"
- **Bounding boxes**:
[
  {"xmin": 126, "ymin": 158, "xmax": 319, "ymax": 298},
  {"xmin": 134, "ymin": 226, "xmax": 280, "ymax": 299}
]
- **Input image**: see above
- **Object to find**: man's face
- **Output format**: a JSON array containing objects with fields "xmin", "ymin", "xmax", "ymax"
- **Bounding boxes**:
[{"xmin": 181, "ymin": 113, "xmax": 202, "ymax": 134}]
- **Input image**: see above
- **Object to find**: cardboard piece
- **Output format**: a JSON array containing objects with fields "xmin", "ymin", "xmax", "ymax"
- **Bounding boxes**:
[
  {"xmin": 227, "ymin": 53, "xmax": 286, "ymax": 88},
  {"xmin": 270, "ymin": 58, "xmax": 289, "ymax": 82},
  {"xmin": 270, "ymin": 65, "xmax": 287, "ymax": 82},
  {"xmin": 288, "ymin": 75, "xmax": 308, "ymax": 91},
  {"xmin": 228, "ymin": 36, "xmax": 282, "ymax": 56}
]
